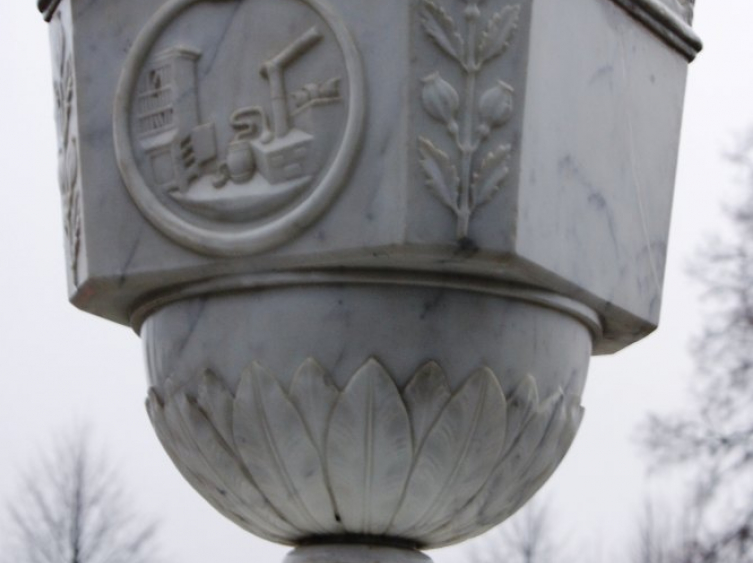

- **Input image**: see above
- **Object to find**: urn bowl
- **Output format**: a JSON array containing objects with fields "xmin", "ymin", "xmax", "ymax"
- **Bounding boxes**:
[{"xmin": 143, "ymin": 284, "xmax": 591, "ymax": 548}]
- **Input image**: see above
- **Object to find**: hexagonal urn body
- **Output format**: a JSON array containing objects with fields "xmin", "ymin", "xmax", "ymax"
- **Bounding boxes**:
[{"xmin": 42, "ymin": 0, "xmax": 699, "ymax": 559}]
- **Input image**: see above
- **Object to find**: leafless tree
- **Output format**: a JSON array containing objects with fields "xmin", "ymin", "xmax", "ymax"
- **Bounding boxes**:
[
  {"xmin": 468, "ymin": 499, "xmax": 568, "ymax": 563},
  {"xmin": 641, "ymin": 139, "xmax": 753, "ymax": 563},
  {"xmin": 2, "ymin": 431, "xmax": 161, "ymax": 563}
]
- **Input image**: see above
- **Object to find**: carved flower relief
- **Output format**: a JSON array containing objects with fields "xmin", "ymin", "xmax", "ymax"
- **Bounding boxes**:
[
  {"xmin": 417, "ymin": 0, "xmax": 521, "ymax": 240},
  {"xmin": 51, "ymin": 13, "xmax": 81, "ymax": 285},
  {"xmin": 147, "ymin": 358, "xmax": 583, "ymax": 547}
]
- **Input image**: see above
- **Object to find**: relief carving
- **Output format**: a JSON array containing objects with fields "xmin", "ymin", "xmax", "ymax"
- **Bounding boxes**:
[
  {"xmin": 114, "ymin": 0, "xmax": 364, "ymax": 255},
  {"xmin": 52, "ymin": 12, "xmax": 81, "ymax": 285},
  {"xmin": 418, "ymin": 0, "xmax": 521, "ymax": 240},
  {"xmin": 147, "ymin": 357, "xmax": 582, "ymax": 546}
]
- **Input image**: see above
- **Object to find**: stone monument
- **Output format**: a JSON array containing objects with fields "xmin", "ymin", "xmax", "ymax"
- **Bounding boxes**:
[{"xmin": 38, "ymin": 0, "xmax": 700, "ymax": 561}]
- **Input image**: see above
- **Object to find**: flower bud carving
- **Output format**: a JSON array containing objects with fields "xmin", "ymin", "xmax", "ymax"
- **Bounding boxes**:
[{"xmin": 417, "ymin": 0, "xmax": 520, "ymax": 240}]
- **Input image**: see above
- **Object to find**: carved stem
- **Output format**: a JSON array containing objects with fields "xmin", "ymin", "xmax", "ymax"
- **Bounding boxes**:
[{"xmin": 458, "ymin": 1, "xmax": 481, "ymax": 239}]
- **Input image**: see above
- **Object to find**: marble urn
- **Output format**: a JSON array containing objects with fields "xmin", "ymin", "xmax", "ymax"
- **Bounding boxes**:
[{"xmin": 39, "ymin": 0, "xmax": 700, "ymax": 561}]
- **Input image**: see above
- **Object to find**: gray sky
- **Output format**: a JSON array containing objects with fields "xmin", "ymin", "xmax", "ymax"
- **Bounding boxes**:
[{"xmin": 1, "ymin": 2, "xmax": 752, "ymax": 562}]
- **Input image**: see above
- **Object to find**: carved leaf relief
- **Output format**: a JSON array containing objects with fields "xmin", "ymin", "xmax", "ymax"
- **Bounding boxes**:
[
  {"xmin": 418, "ymin": 0, "xmax": 522, "ymax": 239},
  {"xmin": 476, "ymin": 5, "xmax": 521, "ymax": 65},
  {"xmin": 391, "ymin": 368, "xmax": 507, "ymax": 535},
  {"xmin": 289, "ymin": 358, "xmax": 339, "ymax": 457},
  {"xmin": 51, "ymin": 13, "xmax": 81, "ymax": 285},
  {"xmin": 419, "ymin": 1, "xmax": 465, "ymax": 63},
  {"xmin": 233, "ymin": 362, "xmax": 336, "ymax": 535},
  {"xmin": 472, "ymin": 144, "xmax": 512, "ymax": 207},
  {"xmin": 418, "ymin": 138, "xmax": 460, "ymax": 213},
  {"xmin": 327, "ymin": 360, "xmax": 413, "ymax": 534},
  {"xmin": 403, "ymin": 362, "xmax": 452, "ymax": 446},
  {"xmin": 147, "ymin": 358, "xmax": 582, "ymax": 546}
]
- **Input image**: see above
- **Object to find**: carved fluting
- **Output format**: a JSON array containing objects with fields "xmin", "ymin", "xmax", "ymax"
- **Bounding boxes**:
[
  {"xmin": 147, "ymin": 358, "xmax": 583, "ymax": 546},
  {"xmin": 417, "ymin": 0, "xmax": 520, "ymax": 240}
]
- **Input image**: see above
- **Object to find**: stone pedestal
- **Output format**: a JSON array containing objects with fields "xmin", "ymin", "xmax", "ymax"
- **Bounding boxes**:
[{"xmin": 40, "ymin": 0, "xmax": 700, "ymax": 560}]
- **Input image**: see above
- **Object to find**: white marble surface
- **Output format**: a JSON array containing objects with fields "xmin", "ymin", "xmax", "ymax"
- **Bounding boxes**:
[
  {"xmin": 50, "ymin": 0, "xmax": 697, "ymax": 353},
  {"xmin": 284, "ymin": 545, "xmax": 433, "ymax": 563},
  {"xmin": 144, "ymin": 288, "xmax": 587, "ymax": 547},
  {"xmin": 41, "ymin": 0, "xmax": 697, "ymax": 559}
]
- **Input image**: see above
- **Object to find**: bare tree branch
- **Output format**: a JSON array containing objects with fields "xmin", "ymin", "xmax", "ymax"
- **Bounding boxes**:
[
  {"xmin": 2, "ymin": 429, "xmax": 162, "ymax": 563},
  {"xmin": 466, "ymin": 498, "xmax": 569, "ymax": 563},
  {"xmin": 639, "ymin": 136, "xmax": 753, "ymax": 563}
]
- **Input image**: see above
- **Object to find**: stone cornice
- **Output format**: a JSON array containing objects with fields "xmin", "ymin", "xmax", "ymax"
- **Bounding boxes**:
[
  {"xmin": 612, "ymin": 0, "xmax": 702, "ymax": 60},
  {"xmin": 37, "ymin": 0, "xmax": 701, "ymax": 60}
]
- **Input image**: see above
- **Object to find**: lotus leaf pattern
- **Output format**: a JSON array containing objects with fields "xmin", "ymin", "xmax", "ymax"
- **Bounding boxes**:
[{"xmin": 147, "ymin": 358, "xmax": 583, "ymax": 547}]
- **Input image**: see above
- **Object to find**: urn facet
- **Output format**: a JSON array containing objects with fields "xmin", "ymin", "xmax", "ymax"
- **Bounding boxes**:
[{"xmin": 40, "ymin": 0, "xmax": 700, "ymax": 560}]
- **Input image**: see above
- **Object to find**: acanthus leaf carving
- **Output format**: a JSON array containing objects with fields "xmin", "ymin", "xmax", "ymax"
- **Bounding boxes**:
[
  {"xmin": 147, "ymin": 388, "xmax": 298, "ymax": 542},
  {"xmin": 289, "ymin": 358, "xmax": 339, "ymax": 459},
  {"xmin": 418, "ymin": 0, "xmax": 521, "ymax": 240},
  {"xmin": 390, "ymin": 367, "xmax": 507, "ymax": 536},
  {"xmin": 147, "ymin": 358, "xmax": 583, "ymax": 547},
  {"xmin": 402, "ymin": 362, "xmax": 452, "ymax": 447},
  {"xmin": 419, "ymin": 0, "xmax": 465, "ymax": 64},
  {"xmin": 471, "ymin": 144, "xmax": 512, "ymax": 208},
  {"xmin": 418, "ymin": 137, "xmax": 461, "ymax": 213},
  {"xmin": 476, "ymin": 5, "xmax": 521, "ymax": 65},
  {"xmin": 233, "ymin": 362, "xmax": 336, "ymax": 535},
  {"xmin": 326, "ymin": 360, "xmax": 413, "ymax": 535},
  {"xmin": 425, "ymin": 390, "xmax": 583, "ymax": 545},
  {"xmin": 177, "ymin": 393, "xmax": 299, "ymax": 540}
]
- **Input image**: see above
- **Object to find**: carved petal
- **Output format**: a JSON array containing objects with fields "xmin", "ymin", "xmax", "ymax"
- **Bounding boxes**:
[
  {"xmin": 424, "ymin": 388, "xmax": 578, "ymax": 545},
  {"xmin": 147, "ymin": 389, "xmax": 209, "ymax": 494},
  {"xmin": 500, "ymin": 374, "xmax": 538, "ymax": 458},
  {"xmin": 197, "ymin": 370, "xmax": 235, "ymax": 447},
  {"xmin": 177, "ymin": 394, "xmax": 298, "ymax": 540},
  {"xmin": 326, "ymin": 359, "xmax": 413, "ymax": 534},
  {"xmin": 233, "ymin": 362, "xmax": 334, "ymax": 534},
  {"xmin": 148, "ymin": 389, "xmax": 294, "ymax": 542},
  {"xmin": 516, "ymin": 397, "xmax": 584, "ymax": 500},
  {"xmin": 390, "ymin": 368, "xmax": 507, "ymax": 536},
  {"xmin": 477, "ymin": 393, "xmax": 568, "ymax": 526},
  {"xmin": 403, "ymin": 362, "xmax": 452, "ymax": 446},
  {"xmin": 289, "ymin": 358, "xmax": 339, "ymax": 457}
]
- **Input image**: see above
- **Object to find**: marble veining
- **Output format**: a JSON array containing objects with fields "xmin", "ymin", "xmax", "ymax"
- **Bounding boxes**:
[
  {"xmin": 113, "ymin": 0, "xmax": 365, "ymax": 256},
  {"xmin": 37, "ymin": 1, "xmax": 699, "ymax": 561},
  {"xmin": 147, "ymin": 357, "xmax": 583, "ymax": 546},
  {"xmin": 40, "ymin": 0, "xmax": 699, "ymax": 352}
]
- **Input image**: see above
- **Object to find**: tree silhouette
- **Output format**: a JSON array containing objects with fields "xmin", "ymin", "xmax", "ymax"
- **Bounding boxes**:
[
  {"xmin": 641, "ymin": 140, "xmax": 753, "ymax": 562},
  {"xmin": 3, "ymin": 431, "xmax": 160, "ymax": 563},
  {"xmin": 468, "ymin": 499, "xmax": 568, "ymax": 563}
]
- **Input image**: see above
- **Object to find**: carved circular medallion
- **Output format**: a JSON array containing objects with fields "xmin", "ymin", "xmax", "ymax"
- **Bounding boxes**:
[{"xmin": 114, "ymin": 0, "xmax": 364, "ymax": 255}]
